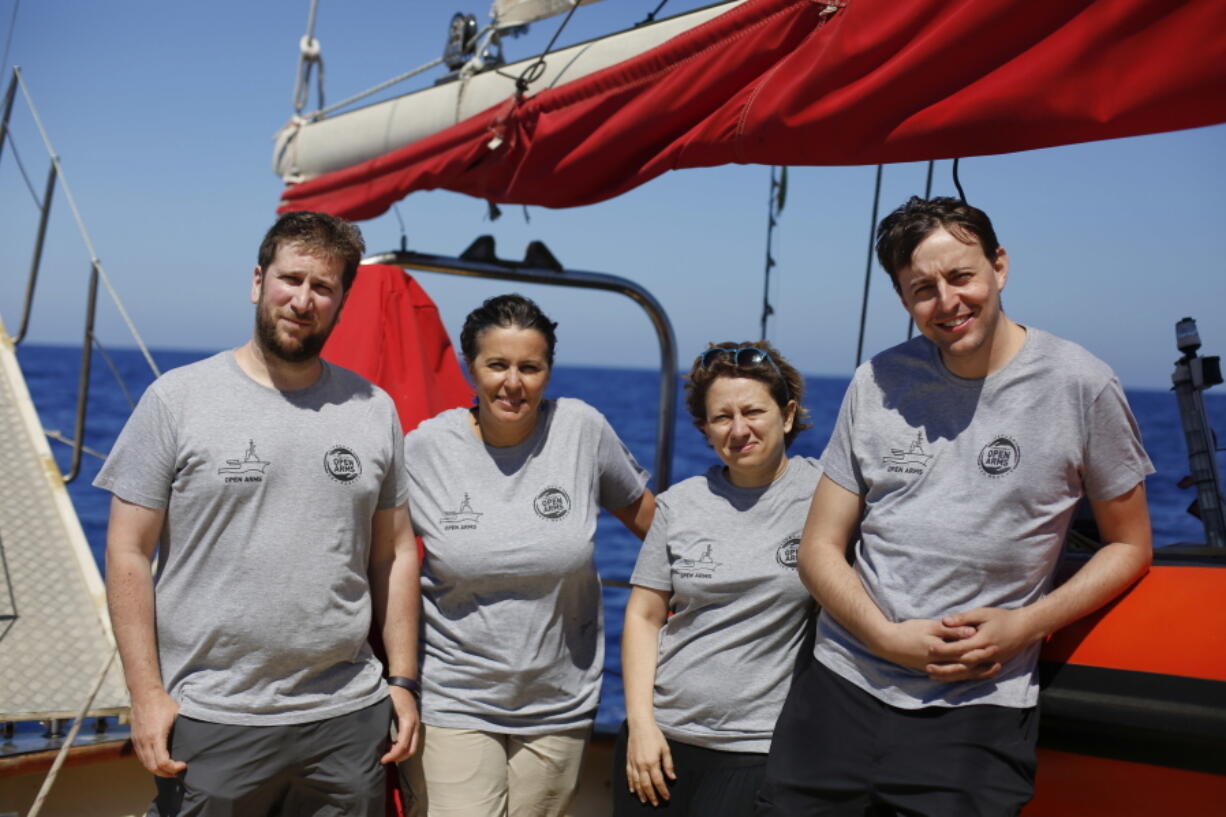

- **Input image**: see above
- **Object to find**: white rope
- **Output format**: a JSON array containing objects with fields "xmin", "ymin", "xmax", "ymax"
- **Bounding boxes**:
[
  {"xmin": 26, "ymin": 647, "xmax": 118, "ymax": 817},
  {"xmin": 305, "ymin": 54, "xmax": 448, "ymax": 121},
  {"xmin": 15, "ymin": 67, "xmax": 161, "ymax": 378},
  {"xmin": 44, "ymin": 429, "xmax": 108, "ymax": 461}
]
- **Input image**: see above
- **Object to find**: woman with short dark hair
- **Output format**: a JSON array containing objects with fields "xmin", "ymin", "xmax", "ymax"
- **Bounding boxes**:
[
  {"xmin": 402, "ymin": 293, "xmax": 655, "ymax": 817},
  {"xmin": 615, "ymin": 340, "xmax": 820, "ymax": 816}
]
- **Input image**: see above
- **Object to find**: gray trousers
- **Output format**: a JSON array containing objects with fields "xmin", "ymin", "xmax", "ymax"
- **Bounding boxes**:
[{"xmin": 150, "ymin": 697, "xmax": 391, "ymax": 817}]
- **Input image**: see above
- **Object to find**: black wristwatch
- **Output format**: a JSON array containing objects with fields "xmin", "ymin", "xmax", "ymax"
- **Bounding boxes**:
[{"xmin": 387, "ymin": 676, "xmax": 421, "ymax": 700}]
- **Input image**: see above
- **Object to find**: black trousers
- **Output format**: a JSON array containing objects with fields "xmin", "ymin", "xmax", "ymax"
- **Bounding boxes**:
[
  {"xmin": 151, "ymin": 697, "xmax": 391, "ymax": 817},
  {"xmin": 756, "ymin": 659, "xmax": 1037, "ymax": 817},
  {"xmin": 612, "ymin": 722, "xmax": 767, "ymax": 817}
]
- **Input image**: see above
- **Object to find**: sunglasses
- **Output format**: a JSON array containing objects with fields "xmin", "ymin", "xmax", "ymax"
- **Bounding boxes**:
[{"xmin": 698, "ymin": 346, "xmax": 789, "ymax": 400}]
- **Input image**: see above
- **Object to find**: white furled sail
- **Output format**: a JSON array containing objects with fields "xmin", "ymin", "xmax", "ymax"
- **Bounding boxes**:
[
  {"xmin": 491, "ymin": 0, "xmax": 606, "ymax": 28},
  {"xmin": 273, "ymin": 2, "xmax": 740, "ymax": 184}
]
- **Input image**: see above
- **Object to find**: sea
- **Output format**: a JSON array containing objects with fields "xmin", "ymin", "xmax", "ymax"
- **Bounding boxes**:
[{"xmin": 15, "ymin": 343, "xmax": 1226, "ymax": 734}]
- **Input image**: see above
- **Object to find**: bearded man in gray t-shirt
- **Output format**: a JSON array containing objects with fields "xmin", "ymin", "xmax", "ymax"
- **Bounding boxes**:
[
  {"xmin": 96, "ymin": 212, "xmax": 421, "ymax": 816},
  {"xmin": 758, "ymin": 197, "xmax": 1154, "ymax": 817}
]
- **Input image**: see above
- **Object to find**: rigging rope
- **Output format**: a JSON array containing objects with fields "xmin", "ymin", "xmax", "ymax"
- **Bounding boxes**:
[
  {"xmin": 42, "ymin": 336, "xmax": 138, "ymax": 465},
  {"xmin": 25, "ymin": 648, "xmax": 117, "ymax": 817},
  {"xmin": 292, "ymin": 0, "xmax": 323, "ymax": 115},
  {"xmin": 759, "ymin": 166, "xmax": 786, "ymax": 340},
  {"xmin": 906, "ymin": 160, "xmax": 937, "ymax": 340},
  {"xmin": 855, "ymin": 165, "xmax": 884, "ymax": 367},
  {"xmin": 0, "ymin": 529, "xmax": 17, "ymax": 643},
  {"xmin": 16, "ymin": 68, "xmax": 161, "ymax": 378},
  {"xmin": 93, "ymin": 334, "xmax": 137, "ymax": 410},
  {"xmin": 2, "ymin": 126, "xmax": 41, "ymax": 207},
  {"xmin": 392, "ymin": 203, "xmax": 409, "ymax": 252},
  {"xmin": 292, "ymin": 7, "xmax": 522, "ymax": 122},
  {"xmin": 637, "ymin": 0, "xmax": 671, "ymax": 27},
  {"xmin": 952, "ymin": 157, "xmax": 967, "ymax": 202},
  {"xmin": 515, "ymin": 1, "xmax": 582, "ymax": 96},
  {"xmin": 312, "ymin": 54, "xmax": 326, "ymax": 113},
  {"xmin": 44, "ymin": 430, "xmax": 108, "ymax": 462},
  {"xmin": 0, "ymin": 0, "xmax": 18, "ymax": 73},
  {"xmin": 305, "ymin": 55, "xmax": 445, "ymax": 121}
]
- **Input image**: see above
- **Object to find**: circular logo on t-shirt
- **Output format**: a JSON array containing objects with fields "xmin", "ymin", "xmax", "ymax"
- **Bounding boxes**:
[
  {"xmin": 776, "ymin": 535, "xmax": 802, "ymax": 569},
  {"xmin": 978, "ymin": 436, "xmax": 1020, "ymax": 477},
  {"xmin": 324, "ymin": 446, "xmax": 362, "ymax": 483},
  {"xmin": 534, "ymin": 487, "xmax": 572, "ymax": 520}
]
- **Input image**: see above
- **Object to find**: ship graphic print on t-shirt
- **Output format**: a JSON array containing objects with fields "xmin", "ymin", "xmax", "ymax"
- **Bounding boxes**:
[
  {"xmin": 218, "ymin": 439, "xmax": 270, "ymax": 483},
  {"xmin": 882, "ymin": 429, "xmax": 933, "ymax": 475},
  {"xmin": 672, "ymin": 543, "xmax": 724, "ymax": 580},
  {"xmin": 440, "ymin": 493, "xmax": 483, "ymax": 530}
]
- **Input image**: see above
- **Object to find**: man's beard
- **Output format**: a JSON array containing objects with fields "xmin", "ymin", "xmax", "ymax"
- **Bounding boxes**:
[{"xmin": 254, "ymin": 299, "xmax": 336, "ymax": 364}]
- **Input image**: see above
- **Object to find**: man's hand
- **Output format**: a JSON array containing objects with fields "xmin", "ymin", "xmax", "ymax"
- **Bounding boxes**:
[
  {"xmin": 625, "ymin": 721, "xmax": 676, "ymax": 806},
  {"xmin": 130, "ymin": 688, "xmax": 186, "ymax": 777},
  {"xmin": 873, "ymin": 618, "xmax": 977, "ymax": 673},
  {"xmin": 924, "ymin": 607, "xmax": 1038, "ymax": 681},
  {"xmin": 381, "ymin": 686, "xmax": 420, "ymax": 765},
  {"xmin": 105, "ymin": 496, "xmax": 181, "ymax": 776},
  {"xmin": 370, "ymin": 505, "xmax": 421, "ymax": 765}
]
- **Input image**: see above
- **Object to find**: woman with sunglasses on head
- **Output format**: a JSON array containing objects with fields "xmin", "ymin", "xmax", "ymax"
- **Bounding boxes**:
[
  {"xmin": 615, "ymin": 341, "xmax": 821, "ymax": 816},
  {"xmin": 402, "ymin": 293, "xmax": 655, "ymax": 817}
]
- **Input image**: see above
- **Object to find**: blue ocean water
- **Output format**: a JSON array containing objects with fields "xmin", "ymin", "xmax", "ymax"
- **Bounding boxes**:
[{"xmin": 15, "ymin": 343, "xmax": 1226, "ymax": 733}]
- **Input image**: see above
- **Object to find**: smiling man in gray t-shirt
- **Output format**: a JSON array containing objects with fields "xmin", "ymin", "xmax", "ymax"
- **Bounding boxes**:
[
  {"xmin": 758, "ymin": 198, "xmax": 1154, "ymax": 817},
  {"xmin": 96, "ymin": 212, "xmax": 421, "ymax": 816}
]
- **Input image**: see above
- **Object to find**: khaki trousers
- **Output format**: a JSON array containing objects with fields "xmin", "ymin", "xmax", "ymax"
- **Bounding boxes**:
[{"xmin": 402, "ymin": 724, "xmax": 589, "ymax": 817}]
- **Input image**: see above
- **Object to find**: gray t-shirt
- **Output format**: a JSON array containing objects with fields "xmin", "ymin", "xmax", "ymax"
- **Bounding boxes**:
[
  {"xmin": 815, "ymin": 328, "xmax": 1153, "ymax": 709},
  {"xmin": 94, "ymin": 351, "xmax": 408, "ymax": 726},
  {"xmin": 405, "ymin": 397, "xmax": 649, "ymax": 733},
  {"xmin": 631, "ymin": 456, "xmax": 822, "ymax": 753}
]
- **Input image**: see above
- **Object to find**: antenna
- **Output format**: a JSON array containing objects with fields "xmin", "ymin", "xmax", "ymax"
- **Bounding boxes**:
[{"xmin": 1171, "ymin": 316, "xmax": 1225, "ymax": 547}]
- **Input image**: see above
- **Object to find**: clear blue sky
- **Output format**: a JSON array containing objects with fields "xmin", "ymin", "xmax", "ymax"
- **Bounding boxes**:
[{"xmin": 1, "ymin": 0, "xmax": 1223, "ymax": 388}]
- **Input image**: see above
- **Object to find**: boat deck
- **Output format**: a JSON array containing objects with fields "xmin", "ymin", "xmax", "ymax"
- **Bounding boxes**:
[{"xmin": 0, "ymin": 317, "xmax": 127, "ymax": 724}]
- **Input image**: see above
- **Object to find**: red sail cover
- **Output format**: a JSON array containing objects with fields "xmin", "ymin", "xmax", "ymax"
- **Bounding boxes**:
[
  {"xmin": 280, "ymin": 0, "xmax": 1226, "ymax": 219},
  {"xmin": 321, "ymin": 264, "xmax": 472, "ymax": 432}
]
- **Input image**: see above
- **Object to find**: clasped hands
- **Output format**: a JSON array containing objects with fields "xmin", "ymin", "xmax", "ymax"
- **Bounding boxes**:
[{"xmin": 877, "ymin": 607, "xmax": 1038, "ymax": 682}]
